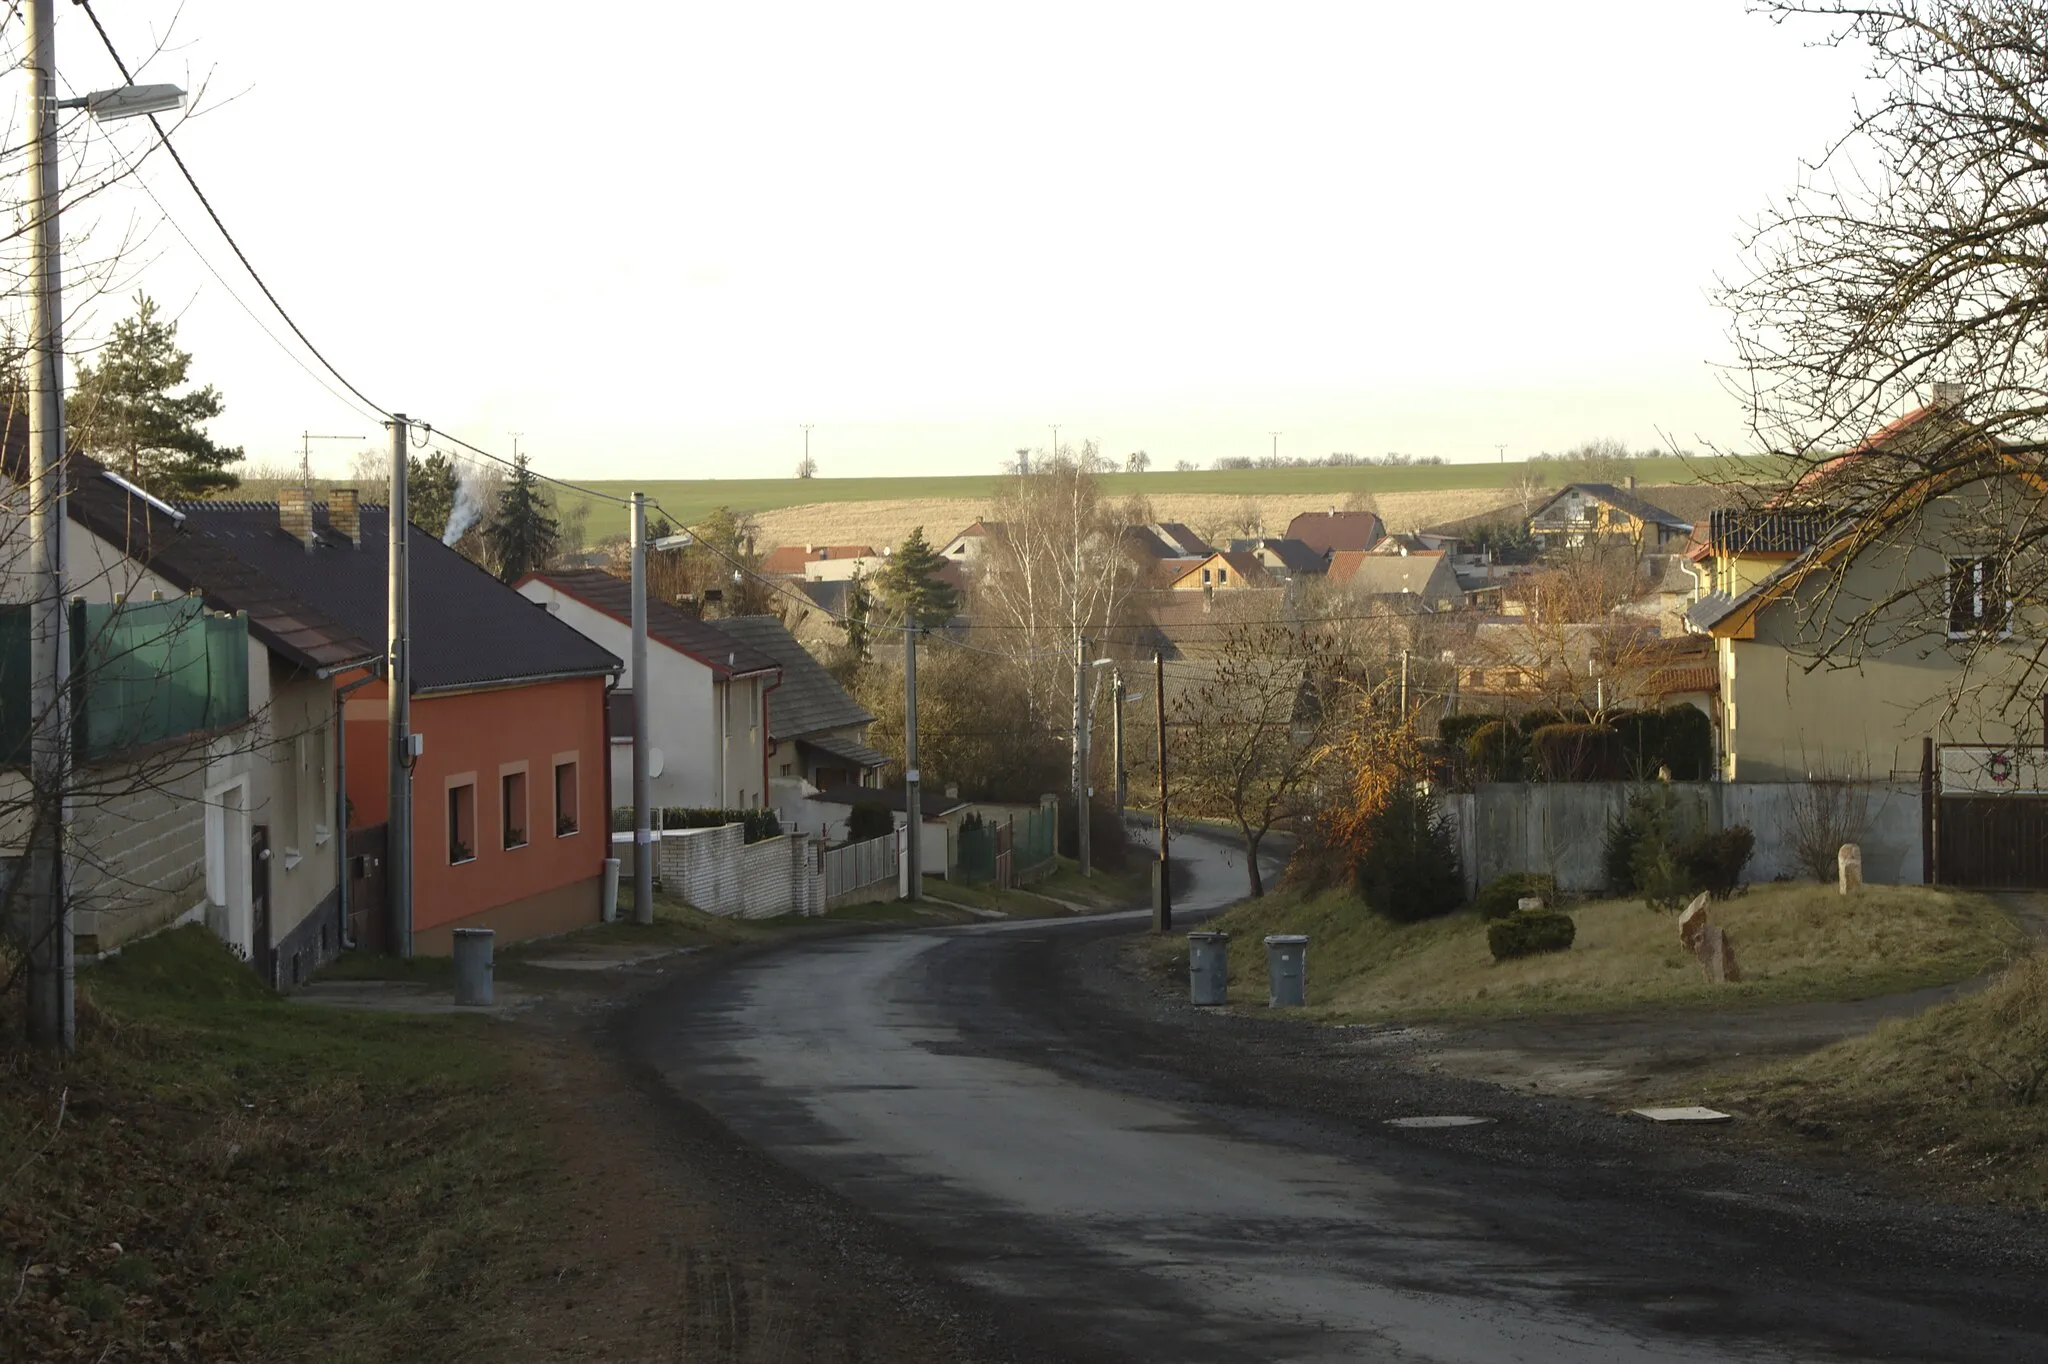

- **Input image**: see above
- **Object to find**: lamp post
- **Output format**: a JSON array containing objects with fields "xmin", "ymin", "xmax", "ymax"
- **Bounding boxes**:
[{"xmin": 21, "ymin": 0, "xmax": 184, "ymax": 1048}]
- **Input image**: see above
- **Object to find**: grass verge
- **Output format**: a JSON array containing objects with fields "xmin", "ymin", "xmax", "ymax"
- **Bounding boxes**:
[
  {"xmin": 1, "ymin": 925, "xmax": 549, "ymax": 1361},
  {"xmin": 1162, "ymin": 881, "xmax": 2028, "ymax": 1020},
  {"xmin": 1688, "ymin": 951, "xmax": 2048, "ymax": 1206}
]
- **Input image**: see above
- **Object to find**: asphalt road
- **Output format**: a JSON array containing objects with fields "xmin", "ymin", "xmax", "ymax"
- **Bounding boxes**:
[{"xmin": 634, "ymin": 836, "xmax": 2048, "ymax": 1363}]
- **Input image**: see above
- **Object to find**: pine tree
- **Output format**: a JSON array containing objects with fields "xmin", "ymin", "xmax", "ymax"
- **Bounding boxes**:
[
  {"xmin": 69, "ymin": 294, "xmax": 243, "ymax": 497},
  {"xmin": 874, "ymin": 526, "xmax": 958, "ymax": 630},
  {"xmin": 484, "ymin": 453, "xmax": 560, "ymax": 581},
  {"xmin": 407, "ymin": 451, "xmax": 456, "ymax": 536},
  {"xmin": 842, "ymin": 568, "xmax": 874, "ymax": 660}
]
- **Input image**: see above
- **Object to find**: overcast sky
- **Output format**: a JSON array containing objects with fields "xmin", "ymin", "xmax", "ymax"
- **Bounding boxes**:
[{"xmin": 37, "ymin": 1, "xmax": 1877, "ymax": 481}]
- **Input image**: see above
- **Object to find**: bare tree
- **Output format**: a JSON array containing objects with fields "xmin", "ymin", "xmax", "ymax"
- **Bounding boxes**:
[
  {"xmin": 1170, "ymin": 620, "xmax": 1346, "ymax": 897},
  {"xmin": 1124, "ymin": 450, "xmax": 1151, "ymax": 474},
  {"xmin": 1720, "ymin": 0, "xmax": 2048, "ymax": 717}
]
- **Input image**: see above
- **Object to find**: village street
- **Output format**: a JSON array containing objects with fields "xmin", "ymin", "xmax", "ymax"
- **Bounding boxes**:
[{"xmin": 632, "ymin": 831, "xmax": 2048, "ymax": 1363}]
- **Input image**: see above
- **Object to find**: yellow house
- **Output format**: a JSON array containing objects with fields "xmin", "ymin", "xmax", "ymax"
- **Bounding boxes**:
[
  {"xmin": 1685, "ymin": 425, "xmax": 2043, "ymax": 782},
  {"xmin": 1528, "ymin": 482, "xmax": 1692, "ymax": 551},
  {"xmin": 1166, "ymin": 551, "xmax": 1275, "ymax": 592}
]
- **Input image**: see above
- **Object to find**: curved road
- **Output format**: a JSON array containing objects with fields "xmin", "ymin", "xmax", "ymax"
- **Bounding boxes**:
[{"xmin": 633, "ymin": 835, "xmax": 2048, "ymax": 1363}]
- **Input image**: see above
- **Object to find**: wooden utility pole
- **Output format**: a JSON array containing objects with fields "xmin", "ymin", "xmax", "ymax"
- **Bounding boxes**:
[{"xmin": 1154, "ymin": 650, "xmax": 1170, "ymax": 932}]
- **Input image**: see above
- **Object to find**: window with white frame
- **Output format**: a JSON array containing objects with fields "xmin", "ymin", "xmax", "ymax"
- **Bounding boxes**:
[{"xmin": 1948, "ymin": 557, "xmax": 2010, "ymax": 636}]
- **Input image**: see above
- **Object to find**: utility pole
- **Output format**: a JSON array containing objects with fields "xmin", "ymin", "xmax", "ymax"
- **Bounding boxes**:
[
  {"xmin": 387, "ymin": 413, "xmax": 415, "ymax": 958},
  {"xmin": 1074, "ymin": 635, "xmax": 1091, "ymax": 877},
  {"xmin": 1154, "ymin": 650, "xmax": 1170, "ymax": 933},
  {"xmin": 1497, "ymin": 443, "xmax": 1506, "ymax": 464},
  {"xmin": 1050, "ymin": 424, "xmax": 1061, "ymax": 462},
  {"xmin": 24, "ymin": 0, "xmax": 69, "ymax": 1047},
  {"xmin": 801, "ymin": 424, "xmax": 813, "ymax": 468},
  {"xmin": 1399, "ymin": 647, "xmax": 1410, "ymax": 720},
  {"xmin": 631, "ymin": 493, "xmax": 653, "ymax": 924},
  {"xmin": 904, "ymin": 623, "xmax": 921, "ymax": 902},
  {"xmin": 1111, "ymin": 670, "xmax": 1127, "ymax": 814},
  {"xmin": 1270, "ymin": 430, "xmax": 1282, "ymax": 463}
]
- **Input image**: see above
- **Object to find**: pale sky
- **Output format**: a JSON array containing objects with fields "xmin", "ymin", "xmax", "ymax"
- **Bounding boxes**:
[{"xmin": 31, "ymin": 1, "xmax": 1877, "ymax": 481}]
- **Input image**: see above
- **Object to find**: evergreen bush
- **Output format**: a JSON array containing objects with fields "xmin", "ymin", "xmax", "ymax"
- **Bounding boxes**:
[
  {"xmin": 1354, "ymin": 783, "xmax": 1464, "ymax": 923},
  {"xmin": 1530, "ymin": 723, "xmax": 1621, "ymax": 781},
  {"xmin": 1465, "ymin": 720, "xmax": 1528, "ymax": 781},
  {"xmin": 846, "ymin": 800, "xmax": 894, "ymax": 844},
  {"xmin": 1487, "ymin": 910, "xmax": 1577, "ymax": 961},
  {"xmin": 1679, "ymin": 825, "xmax": 1755, "ymax": 900},
  {"xmin": 1474, "ymin": 872, "xmax": 1557, "ymax": 921}
]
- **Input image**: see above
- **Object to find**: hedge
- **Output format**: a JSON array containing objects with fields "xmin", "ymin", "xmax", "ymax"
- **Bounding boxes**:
[
  {"xmin": 1530, "ymin": 723, "xmax": 1622, "ymax": 781},
  {"xmin": 1465, "ymin": 720, "xmax": 1528, "ymax": 781},
  {"xmin": 608, "ymin": 807, "xmax": 783, "ymax": 844},
  {"xmin": 1437, "ymin": 714, "xmax": 1494, "ymax": 750},
  {"xmin": 1474, "ymin": 872, "xmax": 1556, "ymax": 921},
  {"xmin": 1487, "ymin": 910, "xmax": 1577, "ymax": 961}
]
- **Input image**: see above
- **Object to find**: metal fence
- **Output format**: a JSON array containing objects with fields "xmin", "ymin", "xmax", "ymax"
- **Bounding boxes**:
[
  {"xmin": 1015, "ymin": 805, "xmax": 1057, "ymax": 879},
  {"xmin": 823, "ymin": 828, "xmax": 899, "ymax": 906}
]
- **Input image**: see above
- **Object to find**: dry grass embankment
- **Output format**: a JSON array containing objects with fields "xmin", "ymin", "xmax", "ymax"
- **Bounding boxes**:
[
  {"xmin": 1691, "ymin": 951, "xmax": 2048, "ymax": 1205},
  {"xmin": 0, "ymin": 927, "xmax": 548, "ymax": 1362},
  {"xmin": 1170, "ymin": 881, "xmax": 2028, "ymax": 1021}
]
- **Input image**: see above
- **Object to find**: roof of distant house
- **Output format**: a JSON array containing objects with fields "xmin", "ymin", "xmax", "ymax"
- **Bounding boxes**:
[
  {"xmin": 179, "ymin": 503, "xmax": 619, "ymax": 690},
  {"xmin": 1529, "ymin": 483, "xmax": 1690, "ymax": 531},
  {"xmin": 705, "ymin": 614, "xmax": 874, "ymax": 742},
  {"xmin": 1285, "ymin": 509, "xmax": 1384, "ymax": 554},
  {"xmin": 1233, "ymin": 536, "xmax": 1327, "ymax": 576},
  {"xmin": 759, "ymin": 543, "xmax": 879, "ymax": 576},
  {"xmin": 519, "ymin": 569, "xmax": 777, "ymax": 680},
  {"xmin": 1417, "ymin": 503, "xmax": 1523, "ymax": 541},
  {"xmin": 1327, "ymin": 549, "xmax": 1459, "ymax": 600},
  {"xmin": 1705, "ymin": 507, "xmax": 1838, "ymax": 558}
]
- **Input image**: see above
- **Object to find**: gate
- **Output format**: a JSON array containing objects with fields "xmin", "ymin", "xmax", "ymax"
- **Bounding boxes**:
[
  {"xmin": 1934, "ymin": 744, "xmax": 2048, "ymax": 887},
  {"xmin": 346, "ymin": 824, "xmax": 390, "ymax": 952}
]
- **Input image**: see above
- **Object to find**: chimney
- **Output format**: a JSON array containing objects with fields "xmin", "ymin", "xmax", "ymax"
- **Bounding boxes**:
[
  {"xmin": 1625, "ymin": 474, "xmax": 1637, "ymax": 491},
  {"xmin": 1932, "ymin": 380, "xmax": 1967, "ymax": 408},
  {"xmin": 279, "ymin": 485, "xmax": 315, "ymax": 550},
  {"xmin": 330, "ymin": 488, "xmax": 361, "ymax": 546}
]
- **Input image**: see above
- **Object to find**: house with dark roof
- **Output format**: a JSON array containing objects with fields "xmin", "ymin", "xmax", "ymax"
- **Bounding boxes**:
[
  {"xmin": 1528, "ymin": 482, "xmax": 1692, "ymax": 551},
  {"xmin": 1680, "ymin": 403, "xmax": 2048, "ymax": 798},
  {"xmin": 1285, "ymin": 509, "xmax": 1384, "ymax": 555},
  {"xmin": 1121, "ymin": 522, "xmax": 1214, "ymax": 562},
  {"xmin": 179, "ymin": 497, "xmax": 623, "ymax": 954},
  {"xmin": 20, "ymin": 465, "xmax": 380, "ymax": 982},
  {"xmin": 702, "ymin": 614, "xmax": 885, "ymax": 824},
  {"xmin": 1326, "ymin": 548, "xmax": 1463, "ymax": 610},
  {"xmin": 517, "ymin": 569, "xmax": 780, "ymax": 813}
]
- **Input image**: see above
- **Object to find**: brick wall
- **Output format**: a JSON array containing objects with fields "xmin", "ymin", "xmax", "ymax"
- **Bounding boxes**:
[{"xmin": 71, "ymin": 771, "xmax": 208, "ymax": 952}]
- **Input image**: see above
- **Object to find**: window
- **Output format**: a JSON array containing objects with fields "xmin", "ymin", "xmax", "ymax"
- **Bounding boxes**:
[
  {"xmin": 554, "ymin": 759, "xmax": 580, "ymax": 837},
  {"xmin": 780, "ymin": 762, "xmax": 793, "ymax": 777},
  {"xmin": 448, "ymin": 781, "xmax": 477, "ymax": 864},
  {"xmin": 1219, "ymin": 566, "xmax": 1230, "ymax": 583},
  {"xmin": 1201, "ymin": 567, "xmax": 1211, "ymax": 585},
  {"xmin": 1948, "ymin": 557, "xmax": 2010, "ymax": 636},
  {"xmin": 502, "ymin": 770, "xmax": 529, "ymax": 849}
]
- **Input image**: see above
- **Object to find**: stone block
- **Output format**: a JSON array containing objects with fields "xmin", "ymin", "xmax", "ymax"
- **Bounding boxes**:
[
  {"xmin": 1677, "ymin": 893, "xmax": 1711, "ymax": 954},
  {"xmin": 1838, "ymin": 843, "xmax": 1862, "ymax": 895}
]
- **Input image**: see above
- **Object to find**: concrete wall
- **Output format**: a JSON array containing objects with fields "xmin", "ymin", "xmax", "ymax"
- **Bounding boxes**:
[
  {"xmin": 649, "ymin": 824, "xmax": 822, "ymax": 918},
  {"xmin": 1445, "ymin": 779, "xmax": 1922, "ymax": 898}
]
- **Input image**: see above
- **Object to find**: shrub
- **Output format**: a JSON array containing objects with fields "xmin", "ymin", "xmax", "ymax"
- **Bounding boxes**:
[
  {"xmin": 658, "ymin": 807, "xmax": 783, "ymax": 844},
  {"xmin": 1530, "ymin": 723, "xmax": 1621, "ymax": 781},
  {"xmin": 846, "ymin": 800, "xmax": 894, "ymax": 844},
  {"xmin": 1474, "ymin": 872, "xmax": 1556, "ymax": 921},
  {"xmin": 1487, "ymin": 910, "xmax": 1577, "ymax": 961},
  {"xmin": 1679, "ymin": 825, "xmax": 1755, "ymax": 900},
  {"xmin": 1465, "ymin": 720, "xmax": 1528, "ymax": 781},
  {"xmin": 1604, "ymin": 785, "xmax": 1704, "ymax": 899},
  {"xmin": 1354, "ymin": 783, "xmax": 1464, "ymax": 923},
  {"xmin": 1516, "ymin": 708, "xmax": 1570, "ymax": 735},
  {"xmin": 1657, "ymin": 705, "xmax": 1713, "ymax": 780},
  {"xmin": 1437, "ymin": 714, "xmax": 1493, "ymax": 750},
  {"xmin": 1059, "ymin": 797, "xmax": 1129, "ymax": 872}
]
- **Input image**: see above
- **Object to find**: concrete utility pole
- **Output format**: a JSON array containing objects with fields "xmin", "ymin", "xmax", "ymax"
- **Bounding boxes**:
[
  {"xmin": 387, "ymin": 414, "xmax": 415, "ymax": 958},
  {"xmin": 1154, "ymin": 650, "xmax": 1170, "ymax": 933},
  {"xmin": 1076, "ymin": 636, "xmax": 1093, "ymax": 877},
  {"xmin": 1270, "ymin": 431, "xmax": 1282, "ymax": 463},
  {"xmin": 631, "ymin": 493, "xmax": 653, "ymax": 924},
  {"xmin": 23, "ymin": 0, "xmax": 69, "ymax": 1047},
  {"xmin": 1111, "ymin": 670, "xmax": 1127, "ymax": 814},
  {"xmin": 1399, "ymin": 648, "xmax": 1410, "ymax": 721},
  {"xmin": 904, "ymin": 622, "xmax": 921, "ymax": 902}
]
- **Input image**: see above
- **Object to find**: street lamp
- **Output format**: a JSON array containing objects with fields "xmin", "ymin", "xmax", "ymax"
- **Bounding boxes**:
[{"xmin": 22, "ymin": 0, "xmax": 188, "ymax": 1050}]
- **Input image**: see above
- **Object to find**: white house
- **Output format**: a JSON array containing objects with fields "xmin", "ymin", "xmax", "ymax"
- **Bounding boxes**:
[{"xmin": 518, "ymin": 570, "xmax": 781, "ymax": 811}]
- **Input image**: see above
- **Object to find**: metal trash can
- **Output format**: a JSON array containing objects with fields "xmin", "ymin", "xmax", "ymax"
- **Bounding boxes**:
[
  {"xmin": 601, "ymin": 857, "xmax": 622, "ymax": 923},
  {"xmin": 1264, "ymin": 934, "xmax": 1308, "ymax": 1008},
  {"xmin": 452, "ymin": 927, "xmax": 495, "ymax": 1006},
  {"xmin": 1187, "ymin": 931, "xmax": 1230, "ymax": 1006}
]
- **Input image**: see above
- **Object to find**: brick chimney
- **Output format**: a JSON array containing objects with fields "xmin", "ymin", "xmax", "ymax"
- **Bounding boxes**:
[
  {"xmin": 279, "ymin": 485, "xmax": 315, "ymax": 550},
  {"xmin": 329, "ymin": 488, "xmax": 361, "ymax": 546},
  {"xmin": 1625, "ymin": 474, "xmax": 1637, "ymax": 491}
]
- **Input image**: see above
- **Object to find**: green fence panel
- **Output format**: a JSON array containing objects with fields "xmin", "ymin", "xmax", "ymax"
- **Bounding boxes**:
[
  {"xmin": 69, "ymin": 598, "xmax": 250, "ymax": 763},
  {"xmin": 0, "ymin": 606, "xmax": 28, "ymax": 766}
]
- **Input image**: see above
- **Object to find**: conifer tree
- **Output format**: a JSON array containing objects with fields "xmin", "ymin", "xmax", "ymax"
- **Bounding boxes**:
[
  {"xmin": 874, "ymin": 526, "xmax": 957, "ymax": 630},
  {"xmin": 70, "ymin": 294, "xmax": 242, "ymax": 497},
  {"xmin": 484, "ymin": 453, "xmax": 560, "ymax": 581}
]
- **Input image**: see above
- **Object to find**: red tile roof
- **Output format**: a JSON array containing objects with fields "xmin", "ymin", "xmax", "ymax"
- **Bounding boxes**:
[{"xmin": 759, "ymin": 544, "xmax": 877, "ymax": 576}]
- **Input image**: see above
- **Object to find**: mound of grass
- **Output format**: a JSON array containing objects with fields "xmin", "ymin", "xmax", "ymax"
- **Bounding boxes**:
[
  {"xmin": 1179, "ymin": 881, "xmax": 2026, "ymax": 1019},
  {"xmin": 1693, "ymin": 952, "xmax": 2048, "ymax": 1205},
  {"xmin": 2, "ymin": 926, "xmax": 549, "ymax": 1360}
]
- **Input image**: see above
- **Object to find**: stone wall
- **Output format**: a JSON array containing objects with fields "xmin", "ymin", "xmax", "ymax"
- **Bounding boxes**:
[{"xmin": 1444, "ymin": 780, "xmax": 1922, "ymax": 898}]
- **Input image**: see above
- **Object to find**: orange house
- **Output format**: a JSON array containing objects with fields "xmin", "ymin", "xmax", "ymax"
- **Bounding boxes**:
[{"xmin": 179, "ymin": 499, "xmax": 622, "ymax": 953}]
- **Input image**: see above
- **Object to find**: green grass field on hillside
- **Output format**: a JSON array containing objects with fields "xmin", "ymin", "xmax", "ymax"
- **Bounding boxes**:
[{"xmin": 552, "ymin": 454, "xmax": 1767, "ymax": 533}]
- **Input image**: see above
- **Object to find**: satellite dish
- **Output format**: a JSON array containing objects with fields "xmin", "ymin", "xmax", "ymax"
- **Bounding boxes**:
[{"xmin": 648, "ymin": 748, "xmax": 664, "ymax": 779}]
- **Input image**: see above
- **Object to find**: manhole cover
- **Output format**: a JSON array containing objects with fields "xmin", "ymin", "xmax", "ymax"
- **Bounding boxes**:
[
  {"xmin": 1385, "ymin": 1115, "xmax": 1494, "ymax": 1129},
  {"xmin": 1630, "ymin": 1106, "xmax": 1733, "ymax": 1124}
]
